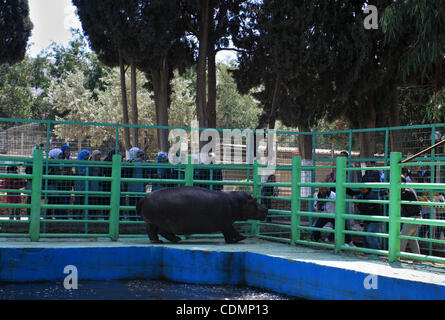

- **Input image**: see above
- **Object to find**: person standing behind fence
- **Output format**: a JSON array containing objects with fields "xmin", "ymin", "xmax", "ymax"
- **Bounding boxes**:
[
  {"xmin": 74, "ymin": 150, "xmax": 90, "ymax": 219},
  {"xmin": 401, "ymin": 167, "xmax": 412, "ymax": 183},
  {"xmin": 152, "ymin": 152, "xmax": 175, "ymax": 192},
  {"xmin": 208, "ymin": 153, "xmax": 223, "ymax": 191},
  {"xmin": 59, "ymin": 145, "xmax": 73, "ymax": 218},
  {"xmin": 1, "ymin": 166, "xmax": 26, "ymax": 220},
  {"xmin": 47, "ymin": 148, "xmax": 63, "ymax": 219},
  {"xmin": 400, "ymin": 176, "xmax": 422, "ymax": 254},
  {"xmin": 88, "ymin": 150, "xmax": 103, "ymax": 219},
  {"xmin": 101, "ymin": 148, "xmax": 116, "ymax": 212},
  {"xmin": 347, "ymin": 175, "xmax": 383, "ymax": 250},
  {"xmin": 311, "ymin": 186, "xmax": 336, "ymax": 243},
  {"xmin": 126, "ymin": 147, "xmax": 146, "ymax": 220}
]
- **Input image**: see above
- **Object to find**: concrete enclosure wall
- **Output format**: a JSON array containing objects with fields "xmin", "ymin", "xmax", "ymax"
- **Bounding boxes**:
[{"xmin": 0, "ymin": 246, "xmax": 444, "ymax": 300}]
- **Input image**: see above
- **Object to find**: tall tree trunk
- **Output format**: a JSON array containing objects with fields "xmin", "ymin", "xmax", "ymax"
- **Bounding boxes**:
[
  {"xmin": 207, "ymin": 49, "xmax": 217, "ymax": 128},
  {"xmin": 196, "ymin": 0, "xmax": 209, "ymax": 130},
  {"xmin": 130, "ymin": 60, "xmax": 139, "ymax": 148},
  {"xmin": 358, "ymin": 100, "xmax": 377, "ymax": 159},
  {"xmin": 206, "ymin": 8, "xmax": 216, "ymax": 129},
  {"xmin": 297, "ymin": 123, "xmax": 313, "ymax": 201},
  {"xmin": 119, "ymin": 49, "xmax": 131, "ymax": 151},
  {"xmin": 150, "ymin": 58, "xmax": 170, "ymax": 153},
  {"xmin": 389, "ymin": 83, "xmax": 402, "ymax": 152},
  {"xmin": 268, "ymin": 78, "xmax": 281, "ymax": 130},
  {"xmin": 297, "ymin": 123, "xmax": 313, "ymax": 162}
]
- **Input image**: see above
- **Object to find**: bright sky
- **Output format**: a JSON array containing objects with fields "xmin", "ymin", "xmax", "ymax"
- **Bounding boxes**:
[
  {"xmin": 27, "ymin": 0, "xmax": 81, "ymax": 57},
  {"xmin": 27, "ymin": 0, "xmax": 236, "ymax": 62}
]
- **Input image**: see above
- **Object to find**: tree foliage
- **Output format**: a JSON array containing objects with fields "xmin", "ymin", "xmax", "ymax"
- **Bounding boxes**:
[
  {"xmin": 180, "ymin": 0, "xmax": 246, "ymax": 130},
  {"xmin": 0, "ymin": 55, "xmax": 51, "ymax": 122},
  {"xmin": 382, "ymin": 0, "xmax": 445, "ymax": 83},
  {"xmin": 382, "ymin": 0, "xmax": 445, "ymax": 124},
  {"xmin": 73, "ymin": 0, "xmax": 133, "ymax": 149},
  {"xmin": 0, "ymin": 0, "xmax": 33, "ymax": 65}
]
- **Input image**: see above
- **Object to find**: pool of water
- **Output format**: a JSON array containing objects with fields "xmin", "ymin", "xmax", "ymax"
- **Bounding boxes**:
[{"xmin": 0, "ymin": 279, "xmax": 293, "ymax": 300}]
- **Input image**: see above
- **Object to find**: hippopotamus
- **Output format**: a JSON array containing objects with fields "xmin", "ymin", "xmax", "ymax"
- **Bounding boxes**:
[{"xmin": 136, "ymin": 186, "xmax": 267, "ymax": 244}]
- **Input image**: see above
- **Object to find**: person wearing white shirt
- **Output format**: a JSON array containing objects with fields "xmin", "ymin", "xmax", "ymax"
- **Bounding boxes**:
[{"xmin": 311, "ymin": 187, "xmax": 337, "ymax": 243}]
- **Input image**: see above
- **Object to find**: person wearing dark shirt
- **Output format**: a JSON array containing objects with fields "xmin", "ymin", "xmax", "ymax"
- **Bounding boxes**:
[{"xmin": 347, "ymin": 175, "xmax": 383, "ymax": 250}]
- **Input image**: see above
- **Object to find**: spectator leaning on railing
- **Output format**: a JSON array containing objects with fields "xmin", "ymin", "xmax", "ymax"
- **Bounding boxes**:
[{"xmin": 312, "ymin": 184, "xmax": 354, "ymax": 246}]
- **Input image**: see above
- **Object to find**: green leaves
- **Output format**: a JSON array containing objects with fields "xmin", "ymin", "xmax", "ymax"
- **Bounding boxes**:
[
  {"xmin": 382, "ymin": 0, "xmax": 445, "ymax": 81},
  {"xmin": 0, "ymin": 0, "xmax": 33, "ymax": 65},
  {"xmin": 0, "ymin": 55, "xmax": 50, "ymax": 121}
]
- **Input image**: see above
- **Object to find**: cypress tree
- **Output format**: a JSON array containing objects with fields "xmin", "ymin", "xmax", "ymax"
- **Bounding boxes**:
[
  {"xmin": 0, "ymin": 0, "xmax": 33, "ymax": 65},
  {"xmin": 73, "ymin": 0, "xmax": 132, "ymax": 150}
]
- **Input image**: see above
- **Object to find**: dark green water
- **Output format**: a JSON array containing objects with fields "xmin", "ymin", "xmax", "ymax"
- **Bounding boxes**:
[{"xmin": 0, "ymin": 279, "xmax": 293, "ymax": 300}]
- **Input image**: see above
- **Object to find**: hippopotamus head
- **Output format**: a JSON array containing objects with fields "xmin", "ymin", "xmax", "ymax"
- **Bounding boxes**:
[{"xmin": 233, "ymin": 192, "xmax": 267, "ymax": 221}]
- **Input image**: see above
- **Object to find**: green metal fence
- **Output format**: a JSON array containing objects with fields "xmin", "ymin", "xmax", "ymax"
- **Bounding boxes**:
[{"xmin": 0, "ymin": 118, "xmax": 445, "ymax": 265}]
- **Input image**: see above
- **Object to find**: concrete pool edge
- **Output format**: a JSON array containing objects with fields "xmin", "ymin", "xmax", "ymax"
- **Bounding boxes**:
[{"xmin": 0, "ymin": 238, "xmax": 444, "ymax": 300}]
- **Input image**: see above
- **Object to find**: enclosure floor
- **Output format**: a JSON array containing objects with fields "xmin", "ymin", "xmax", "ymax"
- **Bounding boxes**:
[{"xmin": 1, "ymin": 236, "xmax": 444, "ymax": 288}]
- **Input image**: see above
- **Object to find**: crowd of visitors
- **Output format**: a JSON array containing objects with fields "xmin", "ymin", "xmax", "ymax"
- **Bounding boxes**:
[
  {"xmin": 309, "ymin": 151, "xmax": 445, "ymax": 253},
  {"xmin": 0, "ymin": 145, "xmax": 224, "ymax": 221}
]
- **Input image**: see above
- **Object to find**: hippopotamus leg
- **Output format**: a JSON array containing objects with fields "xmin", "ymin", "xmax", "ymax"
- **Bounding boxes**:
[
  {"xmin": 159, "ymin": 230, "xmax": 181, "ymax": 243},
  {"xmin": 146, "ymin": 222, "xmax": 181, "ymax": 243},
  {"xmin": 222, "ymin": 225, "xmax": 246, "ymax": 244},
  {"xmin": 146, "ymin": 222, "xmax": 163, "ymax": 244}
]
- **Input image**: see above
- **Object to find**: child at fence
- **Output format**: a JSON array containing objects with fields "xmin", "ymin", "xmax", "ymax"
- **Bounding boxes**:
[
  {"xmin": 1, "ymin": 166, "xmax": 26, "ymax": 220},
  {"xmin": 311, "ymin": 186, "xmax": 336, "ymax": 244},
  {"xmin": 311, "ymin": 185, "xmax": 354, "ymax": 246}
]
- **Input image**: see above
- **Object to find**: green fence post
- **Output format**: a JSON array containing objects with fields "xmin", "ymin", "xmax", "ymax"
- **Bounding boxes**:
[
  {"xmin": 335, "ymin": 156, "xmax": 347, "ymax": 253},
  {"xmin": 388, "ymin": 152, "xmax": 402, "ymax": 262},
  {"xmin": 109, "ymin": 154, "xmax": 122, "ymax": 241},
  {"xmin": 29, "ymin": 148, "xmax": 43, "ymax": 242},
  {"xmin": 290, "ymin": 156, "xmax": 301, "ymax": 246},
  {"xmin": 185, "ymin": 155, "xmax": 194, "ymax": 186},
  {"xmin": 251, "ymin": 160, "xmax": 261, "ymax": 237},
  {"xmin": 252, "ymin": 160, "xmax": 260, "ymax": 200}
]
